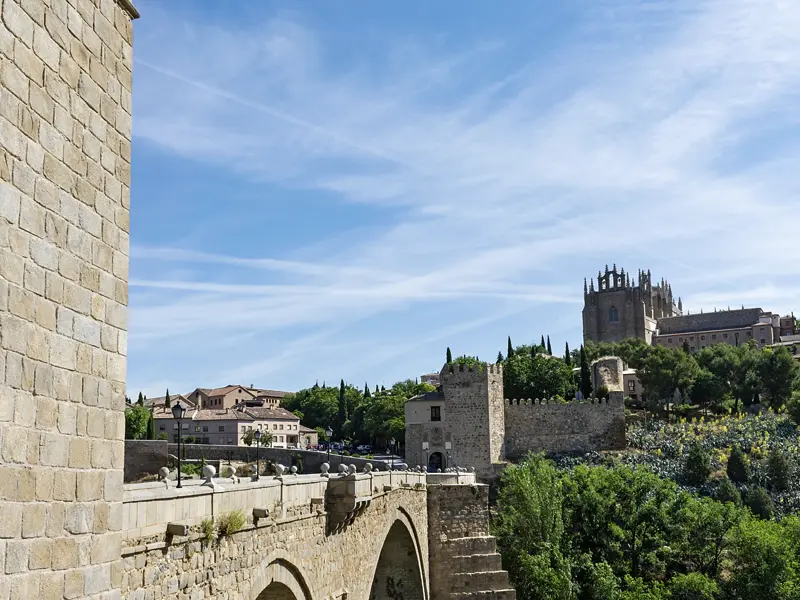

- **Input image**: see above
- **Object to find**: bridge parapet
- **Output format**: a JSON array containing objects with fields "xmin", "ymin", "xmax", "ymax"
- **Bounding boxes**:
[{"xmin": 122, "ymin": 468, "xmax": 469, "ymax": 544}]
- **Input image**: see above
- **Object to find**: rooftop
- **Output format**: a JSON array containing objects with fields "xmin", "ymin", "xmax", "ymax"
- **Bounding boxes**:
[
  {"xmin": 657, "ymin": 307, "xmax": 764, "ymax": 335},
  {"xmin": 406, "ymin": 391, "xmax": 445, "ymax": 403}
]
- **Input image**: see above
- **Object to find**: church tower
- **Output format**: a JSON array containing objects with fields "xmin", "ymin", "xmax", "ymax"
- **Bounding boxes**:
[{"xmin": 582, "ymin": 265, "xmax": 681, "ymax": 344}]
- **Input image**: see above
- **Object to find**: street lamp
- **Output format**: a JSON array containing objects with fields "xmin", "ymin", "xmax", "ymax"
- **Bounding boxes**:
[
  {"xmin": 171, "ymin": 401, "xmax": 186, "ymax": 488},
  {"xmin": 325, "ymin": 426, "xmax": 333, "ymax": 464},
  {"xmin": 389, "ymin": 438, "xmax": 396, "ymax": 471},
  {"xmin": 254, "ymin": 428, "xmax": 263, "ymax": 481}
]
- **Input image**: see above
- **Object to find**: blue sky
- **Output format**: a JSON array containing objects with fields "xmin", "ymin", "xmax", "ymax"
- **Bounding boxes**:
[{"xmin": 127, "ymin": 0, "xmax": 800, "ymax": 398}]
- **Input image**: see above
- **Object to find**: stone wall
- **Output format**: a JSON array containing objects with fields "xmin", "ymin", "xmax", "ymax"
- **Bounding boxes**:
[
  {"xmin": 121, "ymin": 475, "xmax": 430, "ymax": 600},
  {"xmin": 124, "ymin": 440, "xmax": 381, "ymax": 481},
  {"xmin": 657, "ymin": 307, "xmax": 763, "ymax": 334},
  {"xmin": 0, "ymin": 0, "xmax": 137, "ymax": 597},
  {"xmin": 504, "ymin": 397, "xmax": 626, "ymax": 458},
  {"xmin": 427, "ymin": 485, "xmax": 514, "ymax": 600}
]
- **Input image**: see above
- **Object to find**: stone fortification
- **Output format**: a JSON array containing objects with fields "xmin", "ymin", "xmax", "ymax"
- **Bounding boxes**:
[
  {"xmin": 592, "ymin": 355, "xmax": 625, "ymax": 399},
  {"xmin": 0, "ymin": 0, "xmax": 137, "ymax": 597},
  {"xmin": 439, "ymin": 363, "xmax": 505, "ymax": 479},
  {"xmin": 504, "ymin": 397, "xmax": 626, "ymax": 458},
  {"xmin": 427, "ymin": 484, "xmax": 515, "ymax": 600}
]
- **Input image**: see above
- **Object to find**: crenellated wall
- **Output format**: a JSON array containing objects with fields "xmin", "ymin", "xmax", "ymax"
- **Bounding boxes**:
[{"xmin": 504, "ymin": 397, "xmax": 626, "ymax": 458}]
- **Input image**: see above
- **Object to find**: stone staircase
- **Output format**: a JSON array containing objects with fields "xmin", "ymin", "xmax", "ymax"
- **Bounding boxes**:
[{"xmin": 443, "ymin": 535, "xmax": 516, "ymax": 600}]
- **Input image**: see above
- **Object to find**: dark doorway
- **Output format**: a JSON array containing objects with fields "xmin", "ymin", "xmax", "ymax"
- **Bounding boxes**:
[{"xmin": 428, "ymin": 452, "xmax": 443, "ymax": 472}]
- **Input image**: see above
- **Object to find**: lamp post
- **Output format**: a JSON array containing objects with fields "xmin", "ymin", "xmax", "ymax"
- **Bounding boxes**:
[
  {"xmin": 325, "ymin": 426, "xmax": 333, "ymax": 464},
  {"xmin": 389, "ymin": 438, "xmax": 396, "ymax": 471},
  {"xmin": 171, "ymin": 401, "xmax": 186, "ymax": 488},
  {"xmin": 254, "ymin": 428, "xmax": 263, "ymax": 481}
]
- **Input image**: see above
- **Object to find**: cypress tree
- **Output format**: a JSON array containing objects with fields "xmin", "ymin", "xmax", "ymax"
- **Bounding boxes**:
[
  {"xmin": 137, "ymin": 391, "xmax": 144, "ymax": 406},
  {"xmin": 381, "ymin": 385, "xmax": 385, "ymax": 393},
  {"xmin": 446, "ymin": 347, "xmax": 452, "ymax": 364},
  {"xmin": 531, "ymin": 345, "xmax": 537, "ymax": 358},
  {"xmin": 337, "ymin": 379, "xmax": 348, "ymax": 431},
  {"xmin": 146, "ymin": 410, "xmax": 155, "ymax": 440},
  {"xmin": 580, "ymin": 347, "xmax": 593, "ymax": 399},
  {"xmin": 546, "ymin": 335, "xmax": 552, "ymax": 355},
  {"xmin": 164, "ymin": 389, "xmax": 171, "ymax": 408},
  {"xmin": 540, "ymin": 335, "xmax": 546, "ymax": 350},
  {"xmin": 322, "ymin": 381, "xmax": 326, "ymax": 388},
  {"xmin": 682, "ymin": 340, "xmax": 691, "ymax": 353},
  {"xmin": 497, "ymin": 351, "xmax": 504, "ymax": 364},
  {"xmin": 565, "ymin": 342, "xmax": 571, "ymax": 366},
  {"xmin": 375, "ymin": 384, "xmax": 379, "ymax": 395},
  {"xmin": 364, "ymin": 382, "xmax": 371, "ymax": 399},
  {"xmin": 507, "ymin": 336, "xmax": 514, "ymax": 359}
]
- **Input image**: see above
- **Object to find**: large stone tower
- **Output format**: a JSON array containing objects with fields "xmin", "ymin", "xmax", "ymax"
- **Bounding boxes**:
[
  {"xmin": 440, "ymin": 363, "xmax": 505, "ymax": 479},
  {"xmin": 582, "ymin": 265, "xmax": 681, "ymax": 344},
  {"xmin": 0, "ymin": 0, "xmax": 138, "ymax": 597}
]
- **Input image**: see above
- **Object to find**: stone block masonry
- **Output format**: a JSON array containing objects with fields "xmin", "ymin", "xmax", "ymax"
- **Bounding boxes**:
[
  {"xmin": 504, "ymin": 397, "xmax": 626, "ymax": 459},
  {"xmin": 0, "ymin": 0, "xmax": 138, "ymax": 597}
]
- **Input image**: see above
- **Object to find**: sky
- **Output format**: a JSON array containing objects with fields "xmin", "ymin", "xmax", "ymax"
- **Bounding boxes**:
[{"xmin": 127, "ymin": 0, "xmax": 800, "ymax": 399}]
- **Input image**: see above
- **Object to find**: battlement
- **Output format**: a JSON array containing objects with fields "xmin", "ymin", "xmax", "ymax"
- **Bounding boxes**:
[
  {"xmin": 440, "ymin": 362, "xmax": 502, "ymax": 380},
  {"xmin": 505, "ymin": 396, "xmax": 620, "ymax": 406}
]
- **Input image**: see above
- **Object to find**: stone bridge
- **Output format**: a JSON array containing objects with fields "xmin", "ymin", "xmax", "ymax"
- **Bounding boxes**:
[{"xmin": 120, "ymin": 469, "xmax": 514, "ymax": 600}]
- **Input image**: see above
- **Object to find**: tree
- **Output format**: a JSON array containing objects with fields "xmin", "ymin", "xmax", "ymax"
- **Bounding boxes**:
[
  {"xmin": 682, "ymin": 340, "xmax": 691, "ymax": 354},
  {"xmin": 565, "ymin": 342, "xmax": 571, "ymax": 367},
  {"xmin": 546, "ymin": 336, "xmax": 552, "ymax": 356},
  {"xmin": 364, "ymin": 383, "xmax": 371, "ymax": 399},
  {"xmin": 743, "ymin": 487, "xmax": 774, "ymax": 520},
  {"xmin": 715, "ymin": 478, "xmax": 741, "ymax": 506},
  {"xmin": 767, "ymin": 449, "xmax": 792, "ymax": 492},
  {"xmin": 727, "ymin": 445, "xmax": 750, "ymax": 483},
  {"xmin": 541, "ymin": 335, "xmax": 546, "ymax": 350},
  {"xmin": 759, "ymin": 347, "xmax": 798, "ymax": 408},
  {"xmin": 580, "ymin": 346, "xmax": 593, "ymax": 400},
  {"xmin": 146, "ymin": 410, "xmax": 156, "ymax": 440},
  {"xmin": 241, "ymin": 429, "xmax": 255, "ymax": 446},
  {"xmin": 446, "ymin": 347, "xmax": 453, "ymax": 364},
  {"xmin": 137, "ymin": 391, "xmax": 144, "ymax": 406},
  {"xmin": 497, "ymin": 351, "xmax": 504, "ymax": 364},
  {"xmin": 164, "ymin": 389, "xmax": 171, "ymax": 408},
  {"xmin": 507, "ymin": 337, "xmax": 514, "ymax": 359},
  {"xmin": 684, "ymin": 443, "xmax": 712, "ymax": 486},
  {"xmin": 124, "ymin": 404, "xmax": 151, "ymax": 440},
  {"xmin": 504, "ymin": 352, "xmax": 576, "ymax": 400},
  {"xmin": 336, "ymin": 379, "xmax": 348, "ymax": 433},
  {"xmin": 637, "ymin": 346, "xmax": 699, "ymax": 402}
]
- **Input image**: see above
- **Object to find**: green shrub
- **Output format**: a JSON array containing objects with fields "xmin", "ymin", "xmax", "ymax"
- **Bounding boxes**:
[
  {"xmin": 714, "ymin": 478, "xmax": 741, "ymax": 506},
  {"xmin": 744, "ymin": 487, "xmax": 774, "ymax": 520},
  {"xmin": 596, "ymin": 386, "xmax": 610, "ymax": 401},
  {"xmin": 181, "ymin": 463, "xmax": 201, "ymax": 477},
  {"xmin": 684, "ymin": 443, "xmax": 712, "ymax": 486},
  {"xmin": 767, "ymin": 449, "xmax": 792, "ymax": 492},
  {"xmin": 200, "ymin": 518, "xmax": 215, "ymax": 544},
  {"xmin": 216, "ymin": 510, "xmax": 246, "ymax": 537},
  {"xmin": 787, "ymin": 393, "xmax": 800, "ymax": 425},
  {"xmin": 726, "ymin": 445, "xmax": 749, "ymax": 483},
  {"xmin": 668, "ymin": 573, "xmax": 718, "ymax": 600}
]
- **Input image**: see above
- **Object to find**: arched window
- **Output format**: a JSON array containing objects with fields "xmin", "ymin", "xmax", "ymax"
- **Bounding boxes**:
[{"xmin": 609, "ymin": 306, "xmax": 619, "ymax": 323}]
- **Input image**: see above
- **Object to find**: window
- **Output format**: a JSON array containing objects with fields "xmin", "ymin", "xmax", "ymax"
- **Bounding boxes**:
[
  {"xmin": 228, "ymin": 437, "xmax": 233, "ymax": 444},
  {"xmin": 668, "ymin": 338, "xmax": 673, "ymax": 344},
  {"xmin": 724, "ymin": 333, "xmax": 728, "ymax": 339},
  {"xmin": 159, "ymin": 425, "xmax": 165, "ymax": 431},
  {"xmin": 431, "ymin": 406, "xmax": 441, "ymax": 422},
  {"xmin": 701, "ymin": 336, "xmax": 705, "ymax": 340},
  {"xmin": 627, "ymin": 380, "xmax": 635, "ymax": 392},
  {"xmin": 280, "ymin": 425, "xmax": 284, "ymax": 430},
  {"xmin": 218, "ymin": 426, "xmax": 225, "ymax": 432},
  {"xmin": 195, "ymin": 426, "xmax": 201, "ymax": 432},
  {"xmin": 690, "ymin": 346, "xmax": 695, "ymax": 352},
  {"xmin": 609, "ymin": 306, "xmax": 619, "ymax": 323},
  {"xmin": 182, "ymin": 424, "xmax": 188, "ymax": 430},
  {"xmin": 712, "ymin": 334, "xmax": 717, "ymax": 340},
  {"xmin": 173, "ymin": 423, "xmax": 178, "ymax": 430},
  {"xmin": 202, "ymin": 426, "xmax": 208, "ymax": 433},
  {"xmin": 273, "ymin": 424, "xmax": 278, "ymax": 430},
  {"xmin": 761, "ymin": 339, "xmax": 766, "ymax": 345}
]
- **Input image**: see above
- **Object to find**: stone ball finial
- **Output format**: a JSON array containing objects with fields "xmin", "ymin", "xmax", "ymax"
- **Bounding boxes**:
[
  {"xmin": 347, "ymin": 464, "xmax": 357, "ymax": 475},
  {"xmin": 469, "ymin": 467, "xmax": 476, "ymax": 474},
  {"xmin": 364, "ymin": 463, "xmax": 373, "ymax": 473},
  {"xmin": 202, "ymin": 464, "xmax": 216, "ymax": 482},
  {"xmin": 422, "ymin": 466, "xmax": 428, "ymax": 473},
  {"xmin": 274, "ymin": 464, "xmax": 286, "ymax": 477},
  {"xmin": 290, "ymin": 466, "xmax": 298, "ymax": 475},
  {"xmin": 320, "ymin": 463, "xmax": 330, "ymax": 475},
  {"xmin": 338, "ymin": 464, "xmax": 347, "ymax": 474},
  {"xmin": 158, "ymin": 466, "xmax": 170, "ymax": 481}
]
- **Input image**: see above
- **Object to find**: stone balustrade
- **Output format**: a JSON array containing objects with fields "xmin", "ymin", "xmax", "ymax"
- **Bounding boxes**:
[{"xmin": 121, "ymin": 464, "xmax": 471, "ymax": 544}]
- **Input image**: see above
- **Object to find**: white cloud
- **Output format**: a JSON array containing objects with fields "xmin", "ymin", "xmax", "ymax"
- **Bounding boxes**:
[{"xmin": 127, "ymin": 0, "xmax": 800, "ymax": 393}]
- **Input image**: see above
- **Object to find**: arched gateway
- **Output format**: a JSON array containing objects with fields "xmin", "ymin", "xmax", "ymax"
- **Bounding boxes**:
[{"xmin": 369, "ymin": 518, "xmax": 426, "ymax": 600}]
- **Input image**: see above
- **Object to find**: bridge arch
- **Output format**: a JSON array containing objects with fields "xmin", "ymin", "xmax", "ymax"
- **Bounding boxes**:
[
  {"xmin": 250, "ymin": 555, "xmax": 314, "ymax": 600},
  {"xmin": 367, "ymin": 507, "xmax": 428, "ymax": 600}
]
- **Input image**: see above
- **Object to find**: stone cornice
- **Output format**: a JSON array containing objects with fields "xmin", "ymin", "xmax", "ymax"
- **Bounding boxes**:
[{"xmin": 116, "ymin": 0, "xmax": 140, "ymax": 19}]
